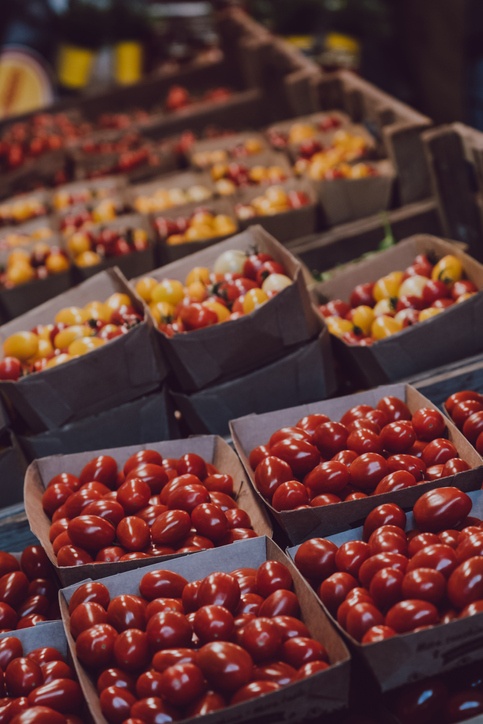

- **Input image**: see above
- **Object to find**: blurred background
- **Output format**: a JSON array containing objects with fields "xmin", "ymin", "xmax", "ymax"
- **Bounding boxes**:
[{"xmin": 0, "ymin": 0, "xmax": 481, "ymax": 127}]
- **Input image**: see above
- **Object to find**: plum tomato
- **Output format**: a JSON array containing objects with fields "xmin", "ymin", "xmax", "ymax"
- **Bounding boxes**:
[
  {"xmin": 385, "ymin": 599, "xmax": 439, "ymax": 633},
  {"xmin": 197, "ymin": 641, "xmax": 253, "ymax": 693},
  {"xmin": 349, "ymin": 453, "xmax": 389, "ymax": 492},
  {"xmin": 254, "ymin": 456, "xmax": 293, "ymax": 499},
  {"xmin": 413, "ymin": 488, "xmax": 472, "ymax": 533},
  {"xmin": 294, "ymin": 538, "xmax": 337, "ymax": 583},
  {"xmin": 411, "ymin": 407, "xmax": 446, "ymax": 441},
  {"xmin": 447, "ymin": 556, "xmax": 483, "ymax": 609}
]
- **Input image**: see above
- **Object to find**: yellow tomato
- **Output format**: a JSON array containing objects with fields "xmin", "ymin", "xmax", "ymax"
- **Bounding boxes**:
[
  {"xmin": 326, "ymin": 316, "xmax": 354, "ymax": 338},
  {"xmin": 242, "ymin": 288, "xmax": 269, "ymax": 314},
  {"xmin": 186, "ymin": 281, "xmax": 208, "ymax": 302},
  {"xmin": 45, "ymin": 353, "xmax": 73, "ymax": 369},
  {"xmin": 456, "ymin": 292, "xmax": 476, "ymax": 303},
  {"xmin": 373, "ymin": 298, "xmax": 396, "ymax": 317},
  {"xmin": 288, "ymin": 122, "xmax": 316, "ymax": 144},
  {"xmin": 54, "ymin": 306, "xmax": 88, "ymax": 325},
  {"xmin": 419, "ymin": 307, "xmax": 444, "ymax": 322},
  {"xmin": 45, "ymin": 252, "xmax": 70, "ymax": 274},
  {"xmin": 185, "ymin": 224, "xmax": 215, "ymax": 241},
  {"xmin": 105, "ymin": 293, "xmax": 132, "ymax": 311},
  {"xmin": 166, "ymin": 234, "xmax": 186, "ymax": 246},
  {"xmin": 5, "ymin": 263, "xmax": 35, "ymax": 286},
  {"xmin": 83, "ymin": 301, "xmax": 111, "ymax": 322},
  {"xmin": 431, "ymin": 255, "xmax": 464, "ymax": 284},
  {"xmin": 372, "ymin": 271, "xmax": 404, "ymax": 302},
  {"xmin": 3, "ymin": 331, "xmax": 39, "ymax": 362},
  {"xmin": 7, "ymin": 249, "xmax": 30, "ymax": 267},
  {"xmin": 185, "ymin": 266, "xmax": 210, "ymax": 287},
  {"xmin": 67, "ymin": 232, "xmax": 91, "ymax": 257},
  {"xmin": 350, "ymin": 305, "xmax": 375, "ymax": 335},
  {"xmin": 371, "ymin": 315, "xmax": 403, "ymax": 340},
  {"xmin": 204, "ymin": 300, "xmax": 230, "ymax": 322},
  {"xmin": 30, "ymin": 338, "xmax": 54, "ymax": 361},
  {"xmin": 54, "ymin": 325, "xmax": 94, "ymax": 350},
  {"xmin": 75, "ymin": 250, "xmax": 102, "ymax": 268},
  {"xmin": 151, "ymin": 279, "xmax": 185, "ymax": 306},
  {"xmin": 149, "ymin": 301, "xmax": 175, "ymax": 324},
  {"xmin": 213, "ymin": 215, "xmax": 237, "ymax": 235},
  {"xmin": 68, "ymin": 337, "xmax": 105, "ymax": 356},
  {"xmin": 135, "ymin": 277, "xmax": 157, "ymax": 302},
  {"xmin": 35, "ymin": 324, "xmax": 55, "ymax": 342},
  {"xmin": 191, "ymin": 210, "xmax": 215, "ymax": 227}
]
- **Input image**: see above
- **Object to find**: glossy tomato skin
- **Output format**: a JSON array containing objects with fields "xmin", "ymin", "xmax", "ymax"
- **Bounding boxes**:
[
  {"xmin": 335, "ymin": 540, "xmax": 371, "ymax": 579},
  {"xmin": 67, "ymin": 515, "xmax": 116, "ymax": 553},
  {"xmin": 313, "ymin": 422, "xmax": 349, "ymax": 458},
  {"xmin": 411, "ymin": 408, "xmax": 446, "ymax": 441},
  {"xmin": 408, "ymin": 544, "xmax": 458, "ymax": 578},
  {"xmin": 197, "ymin": 641, "xmax": 253, "ymax": 693},
  {"xmin": 377, "ymin": 396, "xmax": 411, "ymax": 423},
  {"xmin": 385, "ymin": 599, "xmax": 439, "ymax": 633},
  {"xmin": 349, "ymin": 454, "xmax": 388, "ymax": 492},
  {"xmin": 389, "ymin": 677, "xmax": 448, "ymax": 724},
  {"xmin": 79, "ymin": 455, "xmax": 118, "ymax": 488},
  {"xmin": 318, "ymin": 572, "xmax": 358, "ymax": 615},
  {"xmin": 237, "ymin": 617, "xmax": 282, "ymax": 662},
  {"xmin": 413, "ymin": 488, "xmax": 472, "ymax": 533},
  {"xmin": 68, "ymin": 582, "xmax": 110, "ymax": 614},
  {"xmin": 294, "ymin": 538, "xmax": 337, "ymax": 584},
  {"xmin": 401, "ymin": 568, "xmax": 446, "ymax": 606},
  {"xmin": 123, "ymin": 450, "xmax": 163, "ymax": 476},
  {"xmin": 5, "ymin": 657, "xmax": 43, "ymax": 697},
  {"xmin": 99, "ymin": 684, "xmax": 137, "ymax": 723},
  {"xmin": 363, "ymin": 504, "xmax": 406, "ymax": 540},
  {"xmin": 193, "ymin": 605, "xmax": 235, "ymax": 644},
  {"xmin": 116, "ymin": 517, "xmax": 150, "ymax": 552},
  {"xmin": 255, "ymin": 561, "xmax": 292, "ymax": 598},
  {"xmin": 281, "ymin": 636, "xmax": 328, "ymax": 668},
  {"xmin": 139, "ymin": 570, "xmax": 187, "ymax": 602},
  {"xmin": 374, "ymin": 471, "xmax": 417, "ymax": 495},
  {"xmin": 345, "ymin": 602, "xmax": 384, "ymax": 641},
  {"xmin": 158, "ymin": 662, "xmax": 206, "ymax": 708},
  {"xmin": 197, "ymin": 573, "xmax": 240, "ymax": 613},
  {"xmin": 186, "ymin": 690, "xmax": 227, "ymax": 716},
  {"xmin": 70, "ymin": 602, "xmax": 108, "ymax": 639},
  {"xmin": 27, "ymin": 678, "xmax": 84, "ymax": 714},
  {"xmin": 368, "ymin": 568, "xmax": 404, "ymax": 611},
  {"xmin": 447, "ymin": 556, "xmax": 483, "ymax": 609},
  {"xmin": 145, "ymin": 611, "xmax": 193, "ymax": 651},
  {"xmin": 75, "ymin": 623, "xmax": 118, "ymax": 669},
  {"xmin": 231, "ymin": 680, "xmax": 280, "ymax": 704},
  {"xmin": 303, "ymin": 462, "xmax": 350, "ymax": 497},
  {"xmin": 269, "ymin": 439, "xmax": 320, "ymax": 478},
  {"xmin": 271, "ymin": 481, "xmax": 308, "ymax": 511},
  {"xmin": 254, "ymin": 457, "xmax": 293, "ymax": 500},
  {"xmin": 380, "ymin": 421, "xmax": 416, "ymax": 454},
  {"xmin": 191, "ymin": 504, "xmax": 228, "ymax": 542},
  {"xmin": 422, "ymin": 439, "xmax": 459, "ymax": 467}
]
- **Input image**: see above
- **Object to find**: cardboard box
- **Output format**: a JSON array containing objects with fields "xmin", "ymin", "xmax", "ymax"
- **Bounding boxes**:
[
  {"xmin": 266, "ymin": 113, "xmax": 366, "ymax": 158},
  {"xmin": 69, "ymin": 213, "xmax": 157, "ymax": 282},
  {"xmin": 17, "ymin": 386, "xmax": 178, "ymax": 461},
  {"xmin": 171, "ymin": 326, "xmax": 337, "ymax": 437},
  {"xmin": 59, "ymin": 536, "xmax": 351, "ymax": 724},
  {"xmin": 0, "ymin": 189, "xmax": 52, "ymax": 229},
  {"xmin": 230, "ymin": 382, "xmax": 483, "ymax": 544},
  {"xmin": 0, "ymin": 267, "xmax": 168, "ymax": 432},
  {"xmin": 0, "ymin": 268, "xmax": 74, "ymax": 323},
  {"xmin": 127, "ymin": 170, "xmax": 216, "ymax": 215},
  {"xmin": 314, "ymin": 235, "xmax": 483, "ymax": 388},
  {"xmin": 236, "ymin": 178, "xmax": 318, "ymax": 244},
  {"xmin": 51, "ymin": 175, "xmax": 128, "ymax": 211},
  {"xmin": 138, "ymin": 225, "xmax": 320, "ymax": 392},
  {"xmin": 187, "ymin": 131, "xmax": 270, "ymax": 170},
  {"xmin": 288, "ymin": 485, "xmax": 483, "ymax": 693},
  {"xmin": 414, "ymin": 356, "xmax": 483, "ymax": 417},
  {"xmin": 25, "ymin": 435, "xmax": 273, "ymax": 586}
]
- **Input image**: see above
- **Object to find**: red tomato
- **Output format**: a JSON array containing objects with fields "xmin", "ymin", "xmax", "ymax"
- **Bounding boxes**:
[
  {"xmin": 130, "ymin": 696, "xmax": 177, "ymax": 723},
  {"xmin": 269, "ymin": 439, "xmax": 320, "ymax": 478},
  {"xmin": 450, "ymin": 399, "xmax": 483, "ymax": 429},
  {"xmin": 256, "ymin": 561, "xmax": 293, "ymax": 597},
  {"xmin": 116, "ymin": 479, "xmax": 151, "ymax": 514},
  {"xmin": 313, "ymin": 422, "xmax": 349, "ymax": 457},
  {"xmin": 447, "ymin": 556, "xmax": 483, "ymax": 609},
  {"xmin": 345, "ymin": 602, "xmax": 384, "ymax": 641},
  {"xmin": 442, "ymin": 458, "xmax": 471, "ymax": 476},
  {"xmin": 158, "ymin": 662, "xmax": 206, "ymax": 707},
  {"xmin": 107, "ymin": 594, "xmax": 146, "ymax": 632},
  {"xmin": 401, "ymin": 568, "xmax": 446, "ymax": 605},
  {"xmin": 407, "ymin": 544, "xmax": 457, "ymax": 578},
  {"xmin": 413, "ymin": 487, "xmax": 472, "ymax": 532},
  {"xmin": 125, "ymin": 464, "xmax": 168, "ymax": 495},
  {"xmin": 294, "ymin": 538, "xmax": 337, "ymax": 583},
  {"xmin": 68, "ymin": 581, "xmax": 110, "ymax": 614},
  {"xmin": 346, "ymin": 428, "xmax": 383, "ymax": 455},
  {"xmin": 27, "ymin": 678, "xmax": 83, "ymax": 714},
  {"xmin": 411, "ymin": 407, "xmax": 446, "ymax": 441},
  {"xmin": 380, "ymin": 421, "xmax": 415, "ymax": 453},
  {"xmin": 259, "ymin": 589, "xmax": 300, "ymax": 618},
  {"xmin": 146, "ymin": 610, "xmax": 192, "ymax": 651},
  {"xmin": 386, "ymin": 454, "xmax": 426, "ymax": 481},
  {"xmin": 446, "ymin": 390, "xmax": 483, "ymax": 415},
  {"xmin": 113, "ymin": 628, "xmax": 149, "ymax": 672},
  {"xmin": 455, "ymin": 531, "xmax": 483, "ymax": 562},
  {"xmin": 76, "ymin": 623, "xmax": 118, "ymax": 669},
  {"xmin": 197, "ymin": 573, "xmax": 240, "ymax": 613},
  {"xmin": 9, "ymin": 706, "xmax": 67, "ymax": 724},
  {"xmin": 197, "ymin": 641, "xmax": 253, "ymax": 693},
  {"xmin": 385, "ymin": 599, "xmax": 439, "ymax": 633},
  {"xmin": 335, "ymin": 541, "xmax": 371, "ymax": 578},
  {"xmin": 422, "ymin": 439, "xmax": 459, "ymax": 467},
  {"xmin": 359, "ymin": 553, "xmax": 408, "ymax": 588},
  {"xmin": 377, "ymin": 396, "xmax": 411, "ymax": 422},
  {"xmin": 42, "ymin": 483, "xmax": 73, "ymax": 518},
  {"xmin": 123, "ymin": 450, "xmax": 163, "ymax": 476},
  {"xmin": 237, "ymin": 617, "xmax": 283, "ymax": 662},
  {"xmin": 99, "ymin": 684, "xmax": 137, "ymax": 723},
  {"xmin": 190, "ymin": 503, "xmax": 229, "ymax": 542},
  {"xmin": 186, "ymin": 689, "xmax": 226, "ymax": 716},
  {"xmin": 368, "ymin": 526, "xmax": 408, "ymax": 556},
  {"xmin": 193, "ymin": 605, "xmax": 234, "ymax": 644},
  {"xmin": 5, "ymin": 657, "xmax": 43, "ymax": 697},
  {"xmin": 361, "ymin": 624, "xmax": 396, "ymax": 643},
  {"xmin": 177, "ymin": 453, "xmax": 207, "ymax": 480},
  {"xmin": 463, "ymin": 410, "xmax": 483, "ymax": 444},
  {"xmin": 0, "ymin": 636, "xmax": 23, "ymax": 669},
  {"xmin": 407, "ymin": 532, "xmax": 440, "ymax": 557},
  {"xmin": 281, "ymin": 636, "xmax": 328, "ymax": 668},
  {"xmin": 303, "ymin": 461, "xmax": 350, "ymax": 496},
  {"xmin": 0, "ymin": 571, "xmax": 28, "ymax": 607},
  {"xmin": 139, "ymin": 571, "xmax": 187, "ymax": 602},
  {"xmin": 369, "ymin": 567, "xmax": 404, "ymax": 611},
  {"xmin": 254, "ymin": 456, "xmax": 293, "ymax": 499},
  {"xmin": 82, "ymin": 499, "xmax": 125, "ymax": 528},
  {"xmin": 271, "ymin": 481, "xmax": 309, "ymax": 511},
  {"xmin": 349, "ymin": 453, "xmax": 388, "ymax": 492},
  {"xmin": 68, "ymin": 515, "xmax": 116, "ymax": 553},
  {"xmin": 40, "ymin": 660, "xmax": 75, "ymax": 684},
  {"xmin": 203, "ymin": 474, "xmax": 234, "ymax": 496},
  {"xmin": 374, "ymin": 470, "xmax": 417, "ymax": 495},
  {"xmin": 389, "ymin": 677, "xmax": 448, "ymax": 724},
  {"xmin": 79, "ymin": 455, "xmax": 118, "ymax": 488},
  {"xmin": 231, "ymin": 680, "xmax": 280, "ymax": 704},
  {"xmin": 296, "ymin": 414, "xmax": 331, "ymax": 438},
  {"xmin": 69, "ymin": 602, "xmax": 108, "ymax": 639},
  {"xmin": 116, "ymin": 516, "xmax": 150, "ymax": 552},
  {"xmin": 318, "ymin": 572, "xmax": 358, "ymax": 615}
]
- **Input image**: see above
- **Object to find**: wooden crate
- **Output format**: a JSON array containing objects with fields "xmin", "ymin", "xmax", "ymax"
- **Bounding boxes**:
[{"xmin": 423, "ymin": 122, "xmax": 483, "ymax": 262}]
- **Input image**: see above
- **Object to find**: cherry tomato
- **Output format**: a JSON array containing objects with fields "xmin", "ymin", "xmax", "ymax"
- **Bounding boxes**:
[
  {"xmin": 411, "ymin": 408, "xmax": 446, "ymax": 441},
  {"xmin": 125, "ymin": 464, "xmax": 168, "ymax": 496},
  {"xmin": 139, "ymin": 570, "xmax": 187, "ymax": 602},
  {"xmin": 401, "ymin": 568, "xmax": 446, "ymax": 606},
  {"xmin": 203, "ymin": 474, "xmax": 234, "ymax": 496},
  {"xmin": 368, "ymin": 526, "xmax": 408, "ymax": 556},
  {"xmin": 269, "ymin": 439, "xmax": 320, "ymax": 478},
  {"xmin": 68, "ymin": 515, "xmax": 116, "ymax": 553},
  {"xmin": 377, "ymin": 396, "xmax": 411, "ymax": 422},
  {"xmin": 177, "ymin": 453, "xmax": 207, "ymax": 479},
  {"xmin": 380, "ymin": 421, "xmax": 416, "ymax": 453},
  {"xmin": 346, "ymin": 428, "xmax": 383, "ymax": 455},
  {"xmin": 303, "ymin": 462, "xmax": 350, "ymax": 497},
  {"xmin": 259, "ymin": 589, "xmax": 300, "ymax": 618},
  {"xmin": 422, "ymin": 439, "xmax": 459, "ymax": 466},
  {"xmin": 5, "ymin": 657, "xmax": 43, "ymax": 697},
  {"xmin": 281, "ymin": 636, "xmax": 328, "ymax": 668},
  {"xmin": 70, "ymin": 602, "xmax": 108, "ymax": 639},
  {"xmin": 255, "ymin": 561, "xmax": 293, "ymax": 598},
  {"xmin": 116, "ymin": 479, "xmax": 151, "ymax": 514},
  {"xmin": 107, "ymin": 594, "xmax": 146, "ymax": 632},
  {"xmin": 413, "ymin": 488, "xmax": 472, "ymax": 532},
  {"xmin": 451, "ymin": 399, "xmax": 483, "ymax": 429},
  {"xmin": 407, "ymin": 543, "xmax": 457, "ymax": 578},
  {"xmin": 193, "ymin": 605, "xmax": 234, "ymax": 644},
  {"xmin": 79, "ymin": 455, "xmax": 118, "ymax": 488},
  {"xmin": 0, "ymin": 636, "xmax": 23, "ymax": 669},
  {"xmin": 186, "ymin": 690, "xmax": 226, "ymax": 716},
  {"xmin": 158, "ymin": 662, "xmax": 206, "ymax": 707},
  {"xmin": 335, "ymin": 540, "xmax": 371, "ymax": 578},
  {"xmin": 359, "ymin": 553, "xmax": 408, "ymax": 588},
  {"xmin": 112, "ymin": 628, "xmax": 149, "ymax": 672},
  {"xmin": 123, "ymin": 450, "xmax": 163, "ymax": 476},
  {"xmin": 99, "ymin": 684, "xmax": 137, "ymax": 723},
  {"xmin": 68, "ymin": 581, "xmax": 110, "ymax": 614},
  {"xmin": 361, "ymin": 624, "xmax": 396, "ymax": 644},
  {"xmin": 197, "ymin": 641, "xmax": 253, "ymax": 693},
  {"xmin": 369, "ymin": 567, "xmax": 404, "ymax": 610},
  {"xmin": 40, "ymin": 660, "xmax": 75, "ymax": 684},
  {"xmin": 130, "ymin": 696, "xmax": 177, "ymax": 723},
  {"xmin": 0, "ymin": 572, "xmax": 28, "ymax": 607},
  {"xmin": 27, "ymin": 678, "xmax": 83, "ymax": 714},
  {"xmin": 231, "ymin": 680, "xmax": 280, "ymax": 704},
  {"xmin": 386, "ymin": 454, "xmax": 426, "ymax": 481},
  {"xmin": 82, "ymin": 499, "xmax": 125, "ymax": 528}
]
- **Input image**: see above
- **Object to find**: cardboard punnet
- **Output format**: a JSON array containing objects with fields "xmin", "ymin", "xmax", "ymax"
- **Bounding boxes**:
[
  {"xmin": 137, "ymin": 225, "xmax": 320, "ymax": 392},
  {"xmin": 171, "ymin": 326, "xmax": 337, "ymax": 437},
  {"xmin": 17, "ymin": 386, "xmax": 178, "ymax": 460},
  {"xmin": 0, "ymin": 267, "xmax": 168, "ymax": 432},
  {"xmin": 314, "ymin": 235, "xmax": 483, "ymax": 388},
  {"xmin": 25, "ymin": 435, "xmax": 273, "ymax": 586},
  {"xmin": 0, "ymin": 189, "xmax": 52, "ymax": 228},
  {"xmin": 187, "ymin": 131, "xmax": 270, "ymax": 169},
  {"xmin": 127, "ymin": 170, "xmax": 216, "ymax": 215},
  {"xmin": 230, "ymin": 382, "xmax": 483, "ymax": 544},
  {"xmin": 235, "ymin": 178, "xmax": 318, "ymax": 243},
  {"xmin": 288, "ymin": 485, "xmax": 483, "ymax": 693},
  {"xmin": 60, "ymin": 536, "xmax": 351, "ymax": 724},
  {"xmin": 51, "ymin": 175, "xmax": 128, "ymax": 210}
]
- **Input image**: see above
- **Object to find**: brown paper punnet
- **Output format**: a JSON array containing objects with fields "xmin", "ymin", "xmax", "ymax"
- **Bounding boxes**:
[
  {"xmin": 127, "ymin": 170, "xmax": 216, "ymax": 213},
  {"xmin": 314, "ymin": 235, "xmax": 483, "ymax": 387},
  {"xmin": 187, "ymin": 131, "xmax": 270, "ymax": 169},
  {"xmin": 25, "ymin": 435, "xmax": 273, "ymax": 586},
  {"xmin": 0, "ymin": 267, "xmax": 168, "ymax": 432},
  {"xmin": 135, "ymin": 225, "xmax": 320, "ymax": 392},
  {"xmin": 60, "ymin": 536, "xmax": 351, "ymax": 724},
  {"xmin": 289, "ymin": 486, "xmax": 483, "ymax": 692},
  {"xmin": 230, "ymin": 382, "xmax": 483, "ymax": 544}
]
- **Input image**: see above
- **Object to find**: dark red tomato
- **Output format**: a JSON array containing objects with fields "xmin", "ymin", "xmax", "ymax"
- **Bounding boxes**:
[
  {"xmin": 380, "ymin": 421, "xmax": 416, "ymax": 453},
  {"xmin": 27, "ymin": 678, "xmax": 83, "ymax": 714},
  {"xmin": 136, "ymin": 505, "xmax": 167, "ymax": 527},
  {"xmin": 52, "ymin": 531, "xmax": 72, "ymax": 556},
  {"xmin": 181, "ymin": 580, "xmax": 202, "ymax": 613},
  {"xmin": 407, "ymin": 544, "xmax": 457, "ymax": 578},
  {"xmin": 313, "ymin": 422, "xmax": 349, "ymax": 458},
  {"xmin": 270, "ymin": 439, "xmax": 320, "ymax": 478},
  {"xmin": 248, "ymin": 445, "xmax": 271, "ymax": 470},
  {"xmin": 269, "ymin": 426, "xmax": 312, "ymax": 447},
  {"xmin": 259, "ymin": 589, "xmax": 300, "ymax": 618},
  {"xmin": 374, "ymin": 470, "xmax": 417, "ymax": 495},
  {"xmin": 0, "ymin": 571, "xmax": 28, "ymax": 607},
  {"xmin": 99, "ymin": 684, "xmax": 137, "ymax": 723},
  {"xmin": 139, "ymin": 571, "xmax": 187, "ymax": 602},
  {"xmin": 17, "ymin": 593, "xmax": 50, "ymax": 619},
  {"xmin": 281, "ymin": 636, "xmax": 328, "ymax": 668},
  {"xmin": 75, "ymin": 623, "xmax": 118, "ymax": 669},
  {"xmin": 439, "ymin": 529, "xmax": 461, "ymax": 549},
  {"xmin": 253, "ymin": 660, "xmax": 297, "ymax": 686},
  {"xmin": 303, "ymin": 461, "xmax": 350, "ymax": 496},
  {"xmin": 411, "ymin": 408, "xmax": 446, "ymax": 441},
  {"xmin": 197, "ymin": 641, "xmax": 253, "ymax": 693},
  {"xmin": 177, "ymin": 453, "xmax": 207, "ymax": 480},
  {"xmin": 179, "ymin": 303, "xmax": 217, "ymax": 330},
  {"xmin": 332, "ymin": 449, "xmax": 359, "ymax": 466},
  {"xmin": 340, "ymin": 405, "xmax": 374, "ymax": 427},
  {"xmin": 113, "ymin": 628, "xmax": 149, "ymax": 672},
  {"xmin": 146, "ymin": 610, "xmax": 192, "ymax": 651},
  {"xmin": 413, "ymin": 487, "xmax": 472, "ymax": 532},
  {"xmin": 401, "ymin": 568, "xmax": 446, "ymax": 605},
  {"xmin": 123, "ymin": 450, "xmax": 163, "ymax": 476},
  {"xmin": 385, "ymin": 599, "xmax": 439, "ymax": 633},
  {"xmin": 69, "ymin": 581, "xmax": 110, "ymax": 614},
  {"xmin": 130, "ymin": 696, "xmax": 177, "ymax": 723},
  {"xmin": 389, "ymin": 677, "xmax": 448, "ymax": 724},
  {"xmin": 255, "ymin": 260, "xmax": 285, "ymax": 286},
  {"xmin": 461, "ymin": 600, "xmax": 483, "ymax": 617},
  {"xmin": 145, "ymin": 598, "xmax": 184, "ymax": 619},
  {"xmin": 82, "ymin": 499, "xmax": 125, "ymax": 528},
  {"xmin": 0, "ymin": 601, "xmax": 17, "ymax": 629},
  {"xmin": 256, "ymin": 561, "xmax": 293, "ymax": 598},
  {"xmin": 455, "ymin": 532, "xmax": 483, "ymax": 562},
  {"xmin": 166, "ymin": 483, "xmax": 210, "ymax": 513},
  {"xmin": 359, "ymin": 553, "xmax": 408, "ymax": 588},
  {"xmin": 70, "ymin": 602, "xmax": 108, "ymax": 639},
  {"xmin": 447, "ymin": 691, "xmax": 483, "ymax": 723},
  {"xmin": 271, "ymin": 481, "xmax": 309, "ymax": 511},
  {"xmin": 135, "ymin": 669, "xmax": 164, "ymax": 698},
  {"xmin": 338, "ymin": 596, "xmax": 374, "ymax": 629},
  {"xmin": 197, "ymin": 573, "xmax": 240, "ymax": 613},
  {"xmin": 311, "ymin": 493, "xmax": 341, "ymax": 507},
  {"xmin": 345, "ymin": 602, "xmax": 384, "ymax": 641},
  {"xmin": 80, "ymin": 481, "xmax": 111, "ymax": 497},
  {"xmin": 41, "ymin": 483, "xmax": 73, "ymax": 518},
  {"xmin": 369, "ymin": 567, "xmax": 404, "ymax": 611},
  {"xmin": 361, "ymin": 624, "xmax": 396, "ymax": 644},
  {"xmin": 203, "ymin": 474, "xmax": 234, "ymax": 496},
  {"xmin": 295, "ymin": 661, "xmax": 329, "ymax": 679},
  {"xmin": 151, "ymin": 648, "xmax": 197, "ymax": 673},
  {"xmin": 344, "ymin": 492, "xmax": 368, "ymax": 501},
  {"xmin": 254, "ymin": 456, "xmax": 293, "ymax": 500},
  {"xmin": 193, "ymin": 605, "xmax": 234, "ymax": 643},
  {"xmin": 159, "ymin": 662, "xmax": 206, "ymax": 708},
  {"xmin": 294, "ymin": 538, "xmax": 338, "ymax": 583},
  {"xmin": 116, "ymin": 516, "xmax": 150, "ymax": 552},
  {"xmin": 126, "ymin": 464, "xmax": 169, "ymax": 496},
  {"xmin": 16, "ymin": 613, "xmax": 47, "ymax": 629},
  {"xmin": 443, "ymin": 458, "xmax": 471, "ymax": 476},
  {"xmin": 236, "ymin": 593, "xmax": 263, "ymax": 615},
  {"xmin": 224, "ymin": 508, "xmax": 252, "ymax": 530},
  {"xmin": 368, "ymin": 527, "xmax": 408, "ymax": 556},
  {"xmin": 272, "ymin": 616, "xmax": 310, "ymax": 642},
  {"xmin": 19, "ymin": 546, "xmax": 51, "ymax": 580},
  {"xmin": 5, "ymin": 657, "xmax": 43, "ymax": 696},
  {"xmin": 68, "ymin": 515, "xmax": 116, "ymax": 553},
  {"xmin": 49, "ymin": 519, "xmax": 69, "ymax": 543},
  {"xmin": 0, "ymin": 636, "xmax": 23, "ymax": 669},
  {"xmin": 296, "ymin": 414, "xmax": 331, "ymax": 438},
  {"xmin": 191, "ymin": 503, "xmax": 229, "ymax": 542},
  {"xmin": 386, "ymin": 454, "xmax": 426, "ymax": 481},
  {"xmin": 63, "ymin": 488, "xmax": 103, "ymax": 519},
  {"xmin": 208, "ymin": 492, "xmax": 237, "ymax": 512},
  {"xmin": 451, "ymin": 399, "xmax": 483, "ymax": 429},
  {"xmin": 231, "ymin": 680, "xmax": 280, "ymax": 704},
  {"xmin": 40, "ymin": 660, "xmax": 74, "ymax": 684},
  {"xmin": 423, "ymin": 278, "xmax": 451, "ymax": 304},
  {"xmin": 335, "ymin": 540, "xmax": 371, "ymax": 578},
  {"xmin": 463, "ymin": 410, "xmax": 483, "ymax": 444},
  {"xmin": 350, "ymin": 282, "xmax": 375, "ymax": 308},
  {"xmin": 8, "ymin": 706, "xmax": 67, "ymax": 724},
  {"xmin": 237, "ymin": 617, "xmax": 282, "ymax": 662},
  {"xmin": 407, "ymin": 532, "xmax": 440, "ymax": 557},
  {"xmin": 422, "ymin": 439, "xmax": 459, "ymax": 466},
  {"xmin": 425, "ymin": 464, "xmax": 445, "ymax": 480},
  {"xmin": 116, "ymin": 479, "xmax": 151, "ymax": 514},
  {"xmin": 79, "ymin": 455, "xmax": 118, "ymax": 488},
  {"xmin": 186, "ymin": 690, "xmax": 226, "ymax": 716},
  {"xmin": 363, "ymin": 503, "xmax": 406, "ymax": 540},
  {"xmin": 377, "ymin": 396, "xmax": 411, "ymax": 422},
  {"xmin": 346, "ymin": 428, "xmax": 383, "ymax": 455},
  {"xmin": 349, "ymin": 453, "xmax": 389, "ymax": 492},
  {"xmin": 0, "ymin": 552, "xmax": 20, "ymax": 578},
  {"xmin": 107, "ymin": 594, "xmax": 146, "ymax": 632},
  {"xmin": 446, "ymin": 390, "xmax": 483, "ymax": 415},
  {"xmin": 447, "ymin": 556, "xmax": 483, "ymax": 609},
  {"xmin": 318, "ymin": 572, "xmax": 358, "ymax": 615}
]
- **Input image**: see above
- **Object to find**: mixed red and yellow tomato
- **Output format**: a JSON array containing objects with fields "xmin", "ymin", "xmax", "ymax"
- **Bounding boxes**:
[
  {"xmin": 153, "ymin": 209, "xmax": 237, "ymax": 247},
  {"xmin": 0, "ymin": 245, "xmax": 70, "ymax": 289},
  {"xmin": 249, "ymin": 395, "xmax": 470, "ymax": 510},
  {"xmin": 0, "ymin": 292, "xmax": 142, "ymax": 381},
  {"xmin": 295, "ymin": 486, "xmax": 483, "ymax": 643},
  {"xmin": 42, "ymin": 450, "xmax": 257, "ymax": 567},
  {"xmin": 136, "ymin": 248, "xmax": 293, "ymax": 336},
  {"xmin": 69, "ymin": 560, "xmax": 332, "ymax": 723},
  {"xmin": 235, "ymin": 185, "xmax": 311, "ymax": 220},
  {"xmin": 65, "ymin": 224, "xmax": 149, "ymax": 268},
  {"xmin": 320, "ymin": 253, "xmax": 478, "ymax": 345}
]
